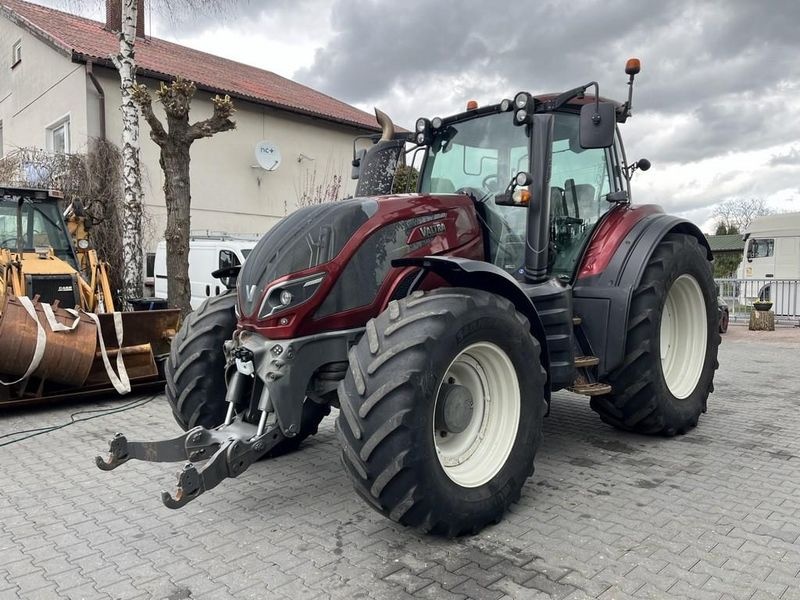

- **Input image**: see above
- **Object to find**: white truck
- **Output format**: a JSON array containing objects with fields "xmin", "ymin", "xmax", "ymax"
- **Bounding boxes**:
[
  {"xmin": 740, "ymin": 213, "xmax": 800, "ymax": 317},
  {"xmin": 154, "ymin": 233, "xmax": 259, "ymax": 309}
]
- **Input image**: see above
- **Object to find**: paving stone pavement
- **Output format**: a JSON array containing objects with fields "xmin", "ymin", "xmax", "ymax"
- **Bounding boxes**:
[{"xmin": 1, "ymin": 324, "xmax": 799, "ymax": 600}]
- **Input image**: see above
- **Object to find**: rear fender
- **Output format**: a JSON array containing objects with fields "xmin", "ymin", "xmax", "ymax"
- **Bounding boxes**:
[
  {"xmin": 393, "ymin": 256, "xmax": 551, "ymax": 402},
  {"xmin": 573, "ymin": 213, "xmax": 711, "ymax": 376}
]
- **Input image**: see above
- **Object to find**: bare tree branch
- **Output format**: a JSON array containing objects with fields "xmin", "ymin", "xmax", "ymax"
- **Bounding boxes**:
[
  {"xmin": 712, "ymin": 197, "xmax": 773, "ymax": 231},
  {"xmin": 132, "ymin": 83, "xmax": 168, "ymax": 146},
  {"xmin": 188, "ymin": 95, "xmax": 237, "ymax": 140}
]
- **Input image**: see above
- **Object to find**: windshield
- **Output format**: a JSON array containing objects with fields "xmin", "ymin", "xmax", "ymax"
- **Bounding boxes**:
[
  {"xmin": 420, "ymin": 112, "xmax": 528, "ymax": 198},
  {"xmin": 420, "ymin": 112, "xmax": 530, "ymax": 271},
  {"xmin": 0, "ymin": 198, "xmax": 78, "ymax": 269}
]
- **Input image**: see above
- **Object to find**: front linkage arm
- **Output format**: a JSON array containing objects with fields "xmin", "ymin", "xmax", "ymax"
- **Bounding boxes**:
[{"xmin": 95, "ymin": 418, "xmax": 284, "ymax": 508}]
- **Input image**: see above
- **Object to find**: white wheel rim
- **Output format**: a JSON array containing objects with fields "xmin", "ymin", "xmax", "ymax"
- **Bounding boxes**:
[
  {"xmin": 660, "ymin": 274, "xmax": 707, "ymax": 399},
  {"xmin": 433, "ymin": 342, "xmax": 520, "ymax": 488}
]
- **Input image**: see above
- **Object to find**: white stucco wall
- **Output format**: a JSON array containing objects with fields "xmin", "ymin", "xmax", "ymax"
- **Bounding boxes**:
[
  {"xmin": 0, "ymin": 13, "xmax": 374, "ymax": 255},
  {"xmin": 0, "ymin": 16, "xmax": 89, "ymax": 155},
  {"xmin": 96, "ymin": 68, "xmax": 370, "ymax": 252}
]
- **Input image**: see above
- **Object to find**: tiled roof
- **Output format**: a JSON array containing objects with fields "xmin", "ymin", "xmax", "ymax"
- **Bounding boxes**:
[
  {"xmin": 705, "ymin": 234, "xmax": 745, "ymax": 252},
  {"xmin": 0, "ymin": 0, "xmax": 380, "ymax": 132}
]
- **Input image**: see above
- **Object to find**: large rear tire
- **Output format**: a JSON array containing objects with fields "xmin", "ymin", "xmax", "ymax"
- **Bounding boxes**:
[
  {"xmin": 165, "ymin": 292, "xmax": 328, "ymax": 455},
  {"xmin": 590, "ymin": 233, "xmax": 720, "ymax": 436},
  {"xmin": 337, "ymin": 288, "xmax": 546, "ymax": 536}
]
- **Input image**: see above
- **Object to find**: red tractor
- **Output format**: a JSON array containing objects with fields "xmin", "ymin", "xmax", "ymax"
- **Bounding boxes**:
[{"xmin": 98, "ymin": 60, "xmax": 720, "ymax": 536}]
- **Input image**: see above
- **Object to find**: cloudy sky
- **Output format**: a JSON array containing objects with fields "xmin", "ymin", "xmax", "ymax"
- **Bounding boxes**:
[{"xmin": 47, "ymin": 0, "xmax": 800, "ymax": 230}]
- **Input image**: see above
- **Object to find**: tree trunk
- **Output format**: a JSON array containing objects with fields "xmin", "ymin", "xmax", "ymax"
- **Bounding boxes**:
[
  {"xmin": 112, "ymin": 0, "xmax": 144, "ymax": 308},
  {"xmin": 749, "ymin": 309, "xmax": 775, "ymax": 331},
  {"xmin": 162, "ymin": 143, "xmax": 193, "ymax": 316}
]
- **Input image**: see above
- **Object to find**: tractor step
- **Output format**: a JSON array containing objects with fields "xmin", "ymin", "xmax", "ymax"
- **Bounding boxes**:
[
  {"xmin": 574, "ymin": 355, "xmax": 599, "ymax": 368},
  {"xmin": 570, "ymin": 382, "xmax": 612, "ymax": 396}
]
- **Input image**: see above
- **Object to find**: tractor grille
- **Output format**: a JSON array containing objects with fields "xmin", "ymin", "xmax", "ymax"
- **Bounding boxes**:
[{"xmin": 25, "ymin": 274, "xmax": 81, "ymax": 308}]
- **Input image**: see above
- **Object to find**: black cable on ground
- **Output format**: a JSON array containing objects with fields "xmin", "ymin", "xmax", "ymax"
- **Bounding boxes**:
[{"xmin": 0, "ymin": 394, "xmax": 157, "ymax": 448}]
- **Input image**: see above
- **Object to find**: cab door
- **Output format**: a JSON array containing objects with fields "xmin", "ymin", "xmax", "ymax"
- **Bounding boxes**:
[{"xmin": 549, "ymin": 112, "xmax": 615, "ymax": 281}]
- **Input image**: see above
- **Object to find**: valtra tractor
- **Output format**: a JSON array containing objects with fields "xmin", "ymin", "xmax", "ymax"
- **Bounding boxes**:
[{"xmin": 97, "ymin": 59, "xmax": 720, "ymax": 535}]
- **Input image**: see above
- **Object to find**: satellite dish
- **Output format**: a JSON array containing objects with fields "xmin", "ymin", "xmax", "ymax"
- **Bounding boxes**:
[{"xmin": 254, "ymin": 141, "xmax": 281, "ymax": 171}]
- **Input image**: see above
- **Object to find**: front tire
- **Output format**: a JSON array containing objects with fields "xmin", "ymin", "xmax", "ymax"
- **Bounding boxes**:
[
  {"xmin": 165, "ymin": 292, "xmax": 328, "ymax": 455},
  {"xmin": 591, "ymin": 233, "xmax": 720, "ymax": 436},
  {"xmin": 337, "ymin": 288, "xmax": 546, "ymax": 536}
]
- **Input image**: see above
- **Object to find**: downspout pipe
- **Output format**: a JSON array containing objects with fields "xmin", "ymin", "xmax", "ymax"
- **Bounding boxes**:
[{"xmin": 86, "ymin": 61, "xmax": 106, "ymax": 140}]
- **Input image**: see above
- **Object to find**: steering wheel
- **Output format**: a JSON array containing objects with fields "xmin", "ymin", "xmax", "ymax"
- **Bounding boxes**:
[
  {"xmin": 1, "ymin": 238, "xmax": 19, "ymax": 247},
  {"xmin": 456, "ymin": 187, "xmax": 490, "ymax": 202}
]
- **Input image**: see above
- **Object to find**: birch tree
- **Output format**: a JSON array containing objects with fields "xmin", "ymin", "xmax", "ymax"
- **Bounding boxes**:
[
  {"xmin": 112, "ymin": 0, "xmax": 144, "ymax": 307},
  {"xmin": 132, "ymin": 78, "xmax": 235, "ymax": 315}
]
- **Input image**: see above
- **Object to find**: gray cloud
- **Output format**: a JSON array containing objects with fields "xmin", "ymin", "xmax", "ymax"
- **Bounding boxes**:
[
  {"xmin": 296, "ymin": 0, "xmax": 800, "ymax": 164},
  {"xmin": 769, "ymin": 145, "xmax": 800, "ymax": 167}
]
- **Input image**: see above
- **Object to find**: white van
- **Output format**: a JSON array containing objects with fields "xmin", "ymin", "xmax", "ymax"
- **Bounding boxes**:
[
  {"xmin": 154, "ymin": 234, "xmax": 259, "ymax": 309},
  {"xmin": 740, "ymin": 213, "xmax": 800, "ymax": 316}
]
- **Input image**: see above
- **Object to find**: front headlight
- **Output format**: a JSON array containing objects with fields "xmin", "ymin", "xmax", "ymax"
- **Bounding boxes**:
[{"xmin": 258, "ymin": 273, "xmax": 325, "ymax": 319}]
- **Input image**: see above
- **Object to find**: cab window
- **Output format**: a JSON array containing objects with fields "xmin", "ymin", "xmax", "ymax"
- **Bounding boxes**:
[
  {"xmin": 747, "ymin": 239, "xmax": 774, "ymax": 259},
  {"xmin": 549, "ymin": 114, "xmax": 613, "ymax": 278}
]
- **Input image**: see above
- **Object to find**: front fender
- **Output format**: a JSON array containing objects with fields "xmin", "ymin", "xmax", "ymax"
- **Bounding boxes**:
[{"xmin": 393, "ymin": 256, "xmax": 552, "ymax": 401}]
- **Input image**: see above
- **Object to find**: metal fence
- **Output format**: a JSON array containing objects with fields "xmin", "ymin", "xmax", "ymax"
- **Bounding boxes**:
[{"xmin": 715, "ymin": 278, "xmax": 800, "ymax": 323}]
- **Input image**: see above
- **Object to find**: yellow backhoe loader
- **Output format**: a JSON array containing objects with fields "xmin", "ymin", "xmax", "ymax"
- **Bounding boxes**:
[{"xmin": 0, "ymin": 186, "xmax": 179, "ymax": 407}]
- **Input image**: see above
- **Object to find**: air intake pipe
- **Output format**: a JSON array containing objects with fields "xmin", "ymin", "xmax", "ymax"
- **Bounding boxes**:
[{"xmin": 524, "ymin": 113, "xmax": 555, "ymax": 284}]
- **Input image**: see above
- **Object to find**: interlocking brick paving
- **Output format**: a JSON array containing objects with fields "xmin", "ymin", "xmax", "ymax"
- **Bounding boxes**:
[{"xmin": 1, "ymin": 323, "xmax": 798, "ymax": 599}]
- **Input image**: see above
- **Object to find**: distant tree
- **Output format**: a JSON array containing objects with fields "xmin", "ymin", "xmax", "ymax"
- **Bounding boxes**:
[
  {"xmin": 714, "ymin": 222, "xmax": 740, "ymax": 236},
  {"xmin": 133, "ymin": 77, "xmax": 236, "ymax": 316},
  {"xmin": 392, "ymin": 164, "xmax": 419, "ymax": 194},
  {"xmin": 713, "ymin": 253, "xmax": 742, "ymax": 278},
  {"xmin": 713, "ymin": 198, "xmax": 771, "ymax": 232}
]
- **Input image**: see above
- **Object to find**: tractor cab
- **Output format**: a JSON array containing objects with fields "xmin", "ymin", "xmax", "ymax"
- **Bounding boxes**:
[
  {"xmin": 415, "ymin": 101, "xmax": 621, "ymax": 283},
  {"xmin": 0, "ymin": 189, "xmax": 80, "ymax": 271}
]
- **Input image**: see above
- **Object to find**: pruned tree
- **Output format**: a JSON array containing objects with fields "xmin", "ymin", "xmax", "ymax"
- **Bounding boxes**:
[
  {"xmin": 132, "ymin": 77, "xmax": 235, "ymax": 315},
  {"xmin": 713, "ymin": 198, "xmax": 772, "ymax": 232},
  {"xmin": 58, "ymin": 0, "xmax": 232, "ymax": 307}
]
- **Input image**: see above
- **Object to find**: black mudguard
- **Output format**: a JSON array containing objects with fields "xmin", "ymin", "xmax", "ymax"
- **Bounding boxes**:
[
  {"xmin": 572, "ymin": 214, "xmax": 712, "ymax": 377},
  {"xmin": 392, "ymin": 256, "xmax": 552, "ymax": 401}
]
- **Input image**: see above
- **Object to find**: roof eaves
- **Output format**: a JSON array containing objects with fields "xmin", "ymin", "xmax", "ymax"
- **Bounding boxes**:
[
  {"xmin": 0, "ymin": 4, "xmax": 74, "ymax": 60},
  {"xmin": 72, "ymin": 51, "xmax": 381, "ymax": 133}
]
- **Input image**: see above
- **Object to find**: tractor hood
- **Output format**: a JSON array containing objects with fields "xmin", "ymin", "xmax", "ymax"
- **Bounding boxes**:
[{"xmin": 237, "ymin": 198, "xmax": 376, "ymax": 317}]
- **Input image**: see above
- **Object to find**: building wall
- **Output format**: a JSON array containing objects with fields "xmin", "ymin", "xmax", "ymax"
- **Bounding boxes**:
[
  {"xmin": 0, "ymin": 16, "xmax": 89, "ymax": 155},
  {"xmin": 0, "ymin": 13, "xmax": 373, "ymax": 254},
  {"xmin": 95, "ymin": 68, "xmax": 368, "ymax": 251}
]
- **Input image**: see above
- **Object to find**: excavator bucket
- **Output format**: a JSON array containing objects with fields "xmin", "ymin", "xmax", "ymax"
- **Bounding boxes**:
[{"xmin": 0, "ymin": 295, "xmax": 179, "ymax": 408}]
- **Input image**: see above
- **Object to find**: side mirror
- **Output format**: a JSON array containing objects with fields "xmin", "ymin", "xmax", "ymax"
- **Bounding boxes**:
[
  {"xmin": 351, "ymin": 148, "xmax": 367, "ymax": 180},
  {"xmin": 579, "ymin": 102, "xmax": 616, "ymax": 149}
]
